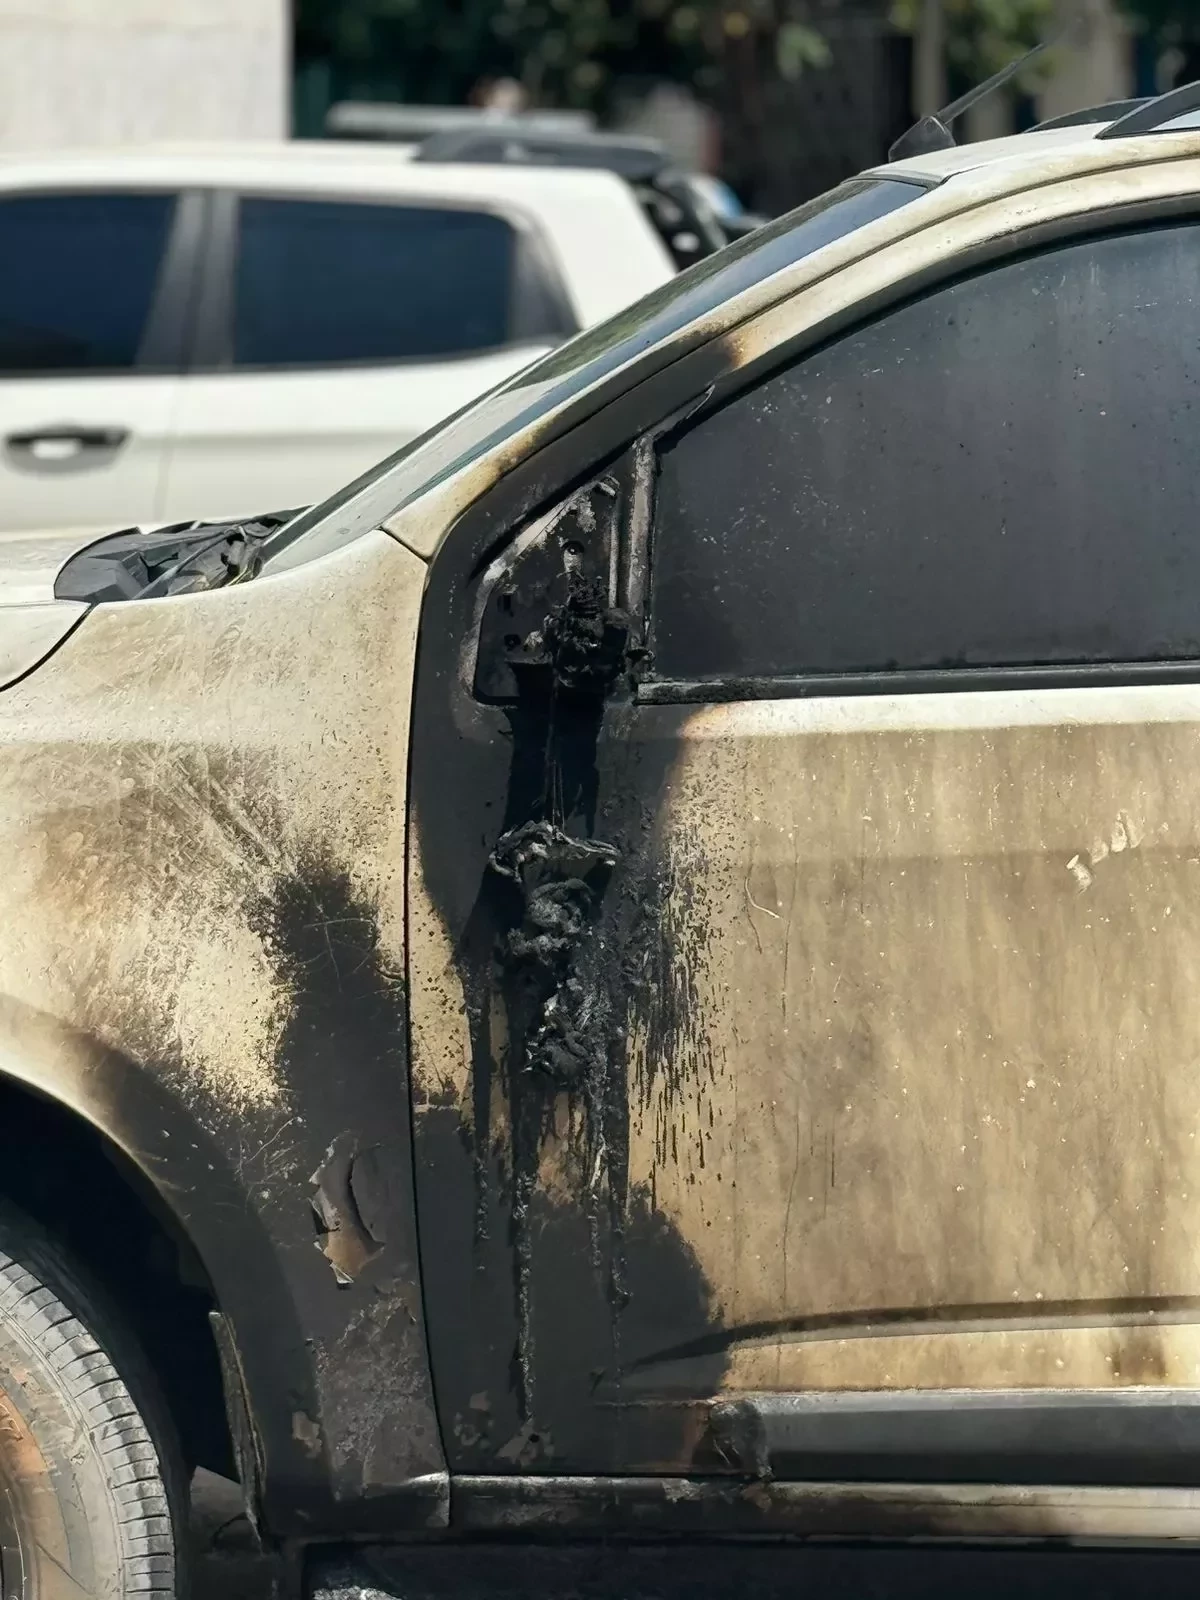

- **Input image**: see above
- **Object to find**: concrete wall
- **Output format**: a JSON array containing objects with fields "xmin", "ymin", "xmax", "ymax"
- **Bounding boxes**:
[
  {"xmin": 1035, "ymin": 0, "xmax": 1133, "ymax": 123},
  {"xmin": 0, "ymin": 0, "xmax": 288, "ymax": 150}
]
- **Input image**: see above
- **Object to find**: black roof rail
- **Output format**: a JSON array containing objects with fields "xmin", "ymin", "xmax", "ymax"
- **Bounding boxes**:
[
  {"xmin": 1097, "ymin": 79, "xmax": 1200, "ymax": 139},
  {"xmin": 1030, "ymin": 97, "xmax": 1150, "ymax": 131},
  {"xmin": 413, "ymin": 127, "xmax": 669, "ymax": 184}
]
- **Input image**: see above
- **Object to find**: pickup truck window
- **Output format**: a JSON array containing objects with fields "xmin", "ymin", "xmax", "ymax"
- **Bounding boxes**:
[
  {"xmin": 234, "ymin": 196, "xmax": 558, "ymax": 367},
  {"xmin": 649, "ymin": 221, "xmax": 1200, "ymax": 686},
  {"xmin": 0, "ymin": 191, "xmax": 176, "ymax": 374}
]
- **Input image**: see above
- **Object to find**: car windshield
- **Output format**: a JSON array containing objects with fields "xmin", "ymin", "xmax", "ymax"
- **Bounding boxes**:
[{"xmin": 264, "ymin": 174, "xmax": 930, "ymax": 570}]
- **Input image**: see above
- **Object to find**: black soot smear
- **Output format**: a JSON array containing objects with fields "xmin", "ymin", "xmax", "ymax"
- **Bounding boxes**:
[{"xmin": 468, "ymin": 557, "xmax": 643, "ymax": 1416}]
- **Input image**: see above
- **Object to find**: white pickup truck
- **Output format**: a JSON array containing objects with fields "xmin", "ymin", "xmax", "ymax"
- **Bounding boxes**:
[{"xmin": 0, "ymin": 141, "xmax": 681, "ymax": 533}]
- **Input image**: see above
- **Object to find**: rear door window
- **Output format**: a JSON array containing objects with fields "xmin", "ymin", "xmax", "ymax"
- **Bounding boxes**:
[
  {"xmin": 0, "ymin": 191, "xmax": 177, "ymax": 374},
  {"xmin": 233, "ymin": 197, "xmax": 561, "ymax": 367}
]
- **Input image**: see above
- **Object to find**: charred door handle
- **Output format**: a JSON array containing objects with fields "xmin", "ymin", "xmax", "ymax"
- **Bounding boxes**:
[{"xmin": 5, "ymin": 425, "xmax": 130, "ymax": 473}]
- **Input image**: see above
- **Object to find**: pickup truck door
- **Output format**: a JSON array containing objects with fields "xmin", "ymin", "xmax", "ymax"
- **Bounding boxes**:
[
  {"xmin": 0, "ymin": 188, "xmax": 196, "ymax": 533},
  {"xmin": 159, "ymin": 191, "xmax": 572, "ymax": 522},
  {"xmin": 409, "ymin": 215, "xmax": 1200, "ymax": 1492}
]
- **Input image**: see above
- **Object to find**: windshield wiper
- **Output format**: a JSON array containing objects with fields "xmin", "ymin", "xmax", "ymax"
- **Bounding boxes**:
[{"xmin": 55, "ymin": 510, "xmax": 302, "ymax": 605}]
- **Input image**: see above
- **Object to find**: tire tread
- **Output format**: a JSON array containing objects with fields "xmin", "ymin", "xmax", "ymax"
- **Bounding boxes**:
[{"xmin": 0, "ymin": 1206, "xmax": 184, "ymax": 1597}]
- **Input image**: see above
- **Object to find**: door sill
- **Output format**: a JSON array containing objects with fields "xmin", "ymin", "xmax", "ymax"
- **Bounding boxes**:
[
  {"xmin": 309, "ymin": 1528, "xmax": 1200, "ymax": 1600},
  {"xmin": 448, "ymin": 1472, "xmax": 1200, "ymax": 1542}
]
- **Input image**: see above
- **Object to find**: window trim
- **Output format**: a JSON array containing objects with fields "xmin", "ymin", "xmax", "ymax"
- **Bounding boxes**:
[
  {"xmin": 187, "ymin": 186, "xmax": 237, "ymax": 370},
  {"xmin": 190, "ymin": 185, "xmax": 579, "ymax": 376},
  {"xmin": 139, "ymin": 187, "xmax": 209, "ymax": 370},
  {"xmin": 640, "ymin": 659, "xmax": 1200, "ymax": 704},
  {"xmin": 633, "ymin": 191, "xmax": 1200, "ymax": 706},
  {"xmin": 0, "ymin": 185, "xmax": 201, "ymax": 379}
]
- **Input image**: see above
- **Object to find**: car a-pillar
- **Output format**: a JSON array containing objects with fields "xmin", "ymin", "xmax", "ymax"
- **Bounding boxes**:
[{"xmin": 409, "ymin": 453, "xmax": 732, "ymax": 1478}]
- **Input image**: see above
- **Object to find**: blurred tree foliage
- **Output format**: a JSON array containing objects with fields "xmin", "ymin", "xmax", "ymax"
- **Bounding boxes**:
[
  {"xmin": 294, "ymin": 0, "xmax": 829, "ymax": 114},
  {"xmin": 1119, "ymin": 0, "xmax": 1200, "ymax": 45},
  {"xmin": 890, "ymin": 0, "xmax": 1200, "ymax": 106},
  {"xmin": 889, "ymin": 0, "xmax": 1051, "ymax": 91}
]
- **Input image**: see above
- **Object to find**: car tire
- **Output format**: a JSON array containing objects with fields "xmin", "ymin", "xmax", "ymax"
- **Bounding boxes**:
[{"xmin": 0, "ymin": 1202, "xmax": 187, "ymax": 1599}]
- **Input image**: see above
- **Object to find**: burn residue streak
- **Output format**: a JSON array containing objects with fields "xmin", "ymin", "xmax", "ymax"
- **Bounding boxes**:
[{"xmin": 468, "ymin": 536, "xmax": 644, "ymax": 1416}]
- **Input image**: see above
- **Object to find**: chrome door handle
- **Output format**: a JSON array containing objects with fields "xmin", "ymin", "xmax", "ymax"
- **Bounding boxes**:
[{"xmin": 5, "ymin": 425, "xmax": 130, "ymax": 473}]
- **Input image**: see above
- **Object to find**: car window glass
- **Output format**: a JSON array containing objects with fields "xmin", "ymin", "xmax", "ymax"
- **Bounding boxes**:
[
  {"xmin": 262, "ymin": 176, "xmax": 929, "ymax": 571},
  {"xmin": 650, "ymin": 223, "xmax": 1200, "ymax": 682},
  {"xmin": 0, "ymin": 192, "xmax": 175, "ymax": 374},
  {"xmin": 234, "ymin": 197, "xmax": 520, "ymax": 366}
]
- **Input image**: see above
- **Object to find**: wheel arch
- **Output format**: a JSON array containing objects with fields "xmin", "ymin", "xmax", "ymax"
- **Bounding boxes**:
[{"xmin": 0, "ymin": 993, "xmax": 320, "ymax": 1530}]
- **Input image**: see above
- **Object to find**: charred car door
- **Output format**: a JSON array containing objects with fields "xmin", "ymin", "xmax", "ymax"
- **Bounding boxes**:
[{"xmin": 409, "ymin": 214, "xmax": 1200, "ymax": 1490}]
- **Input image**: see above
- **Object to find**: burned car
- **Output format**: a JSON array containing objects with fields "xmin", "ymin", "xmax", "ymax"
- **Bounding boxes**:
[{"xmin": 9, "ymin": 82, "xmax": 1200, "ymax": 1599}]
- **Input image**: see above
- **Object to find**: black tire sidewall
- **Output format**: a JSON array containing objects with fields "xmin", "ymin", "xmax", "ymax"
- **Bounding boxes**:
[{"xmin": 0, "ymin": 1202, "xmax": 188, "ymax": 1599}]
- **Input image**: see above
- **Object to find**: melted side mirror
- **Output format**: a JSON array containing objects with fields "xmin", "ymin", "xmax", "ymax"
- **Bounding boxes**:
[{"xmin": 473, "ymin": 476, "xmax": 621, "ymax": 703}]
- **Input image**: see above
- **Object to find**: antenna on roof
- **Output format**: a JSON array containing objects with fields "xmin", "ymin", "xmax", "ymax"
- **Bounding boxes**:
[{"xmin": 888, "ymin": 33, "xmax": 1057, "ymax": 162}]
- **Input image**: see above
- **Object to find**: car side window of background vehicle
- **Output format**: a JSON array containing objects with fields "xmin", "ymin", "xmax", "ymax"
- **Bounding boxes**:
[
  {"xmin": 158, "ymin": 190, "xmax": 579, "ymax": 524},
  {"xmin": 0, "ymin": 192, "xmax": 175, "ymax": 372},
  {"xmin": 232, "ymin": 197, "xmax": 569, "ymax": 366}
]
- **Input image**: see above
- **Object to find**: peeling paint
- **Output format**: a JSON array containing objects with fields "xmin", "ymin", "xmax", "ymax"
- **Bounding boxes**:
[
  {"xmin": 1067, "ymin": 853, "xmax": 1093, "ymax": 892},
  {"xmin": 292, "ymin": 1411, "xmax": 323, "ymax": 1459},
  {"xmin": 313, "ymin": 1283, "xmax": 442, "ymax": 1498},
  {"xmin": 311, "ymin": 1135, "xmax": 386, "ymax": 1286},
  {"xmin": 496, "ymin": 1417, "xmax": 556, "ymax": 1467}
]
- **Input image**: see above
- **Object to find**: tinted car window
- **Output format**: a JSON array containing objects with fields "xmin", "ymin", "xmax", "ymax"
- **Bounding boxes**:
[
  {"xmin": 234, "ymin": 198, "xmax": 522, "ymax": 366},
  {"xmin": 650, "ymin": 224, "xmax": 1200, "ymax": 683},
  {"xmin": 0, "ymin": 192, "xmax": 174, "ymax": 374},
  {"xmin": 264, "ymin": 176, "xmax": 929, "ymax": 571}
]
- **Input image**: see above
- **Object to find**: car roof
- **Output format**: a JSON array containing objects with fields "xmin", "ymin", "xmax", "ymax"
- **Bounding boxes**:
[
  {"xmin": 0, "ymin": 140, "xmax": 642, "ymax": 208},
  {"xmin": 879, "ymin": 122, "xmax": 1107, "ymax": 182},
  {"xmin": 873, "ymin": 118, "xmax": 1200, "ymax": 193}
]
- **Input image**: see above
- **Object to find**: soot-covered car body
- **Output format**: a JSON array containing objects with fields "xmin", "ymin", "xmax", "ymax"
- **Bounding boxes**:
[{"xmin": 8, "ymin": 98, "xmax": 1200, "ymax": 1596}]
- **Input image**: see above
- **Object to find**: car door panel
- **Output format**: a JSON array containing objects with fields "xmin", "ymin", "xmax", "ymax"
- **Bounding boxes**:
[
  {"xmin": 619, "ymin": 688, "xmax": 1200, "ymax": 1398},
  {"xmin": 408, "ymin": 204, "xmax": 1200, "ymax": 1487},
  {"xmin": 0, "ymin": 376, "xmax": 180, "ymax": 531},
  {"xmin": 411, "ymin": 652, "xmax": 1200, "ymax": 1482}
]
